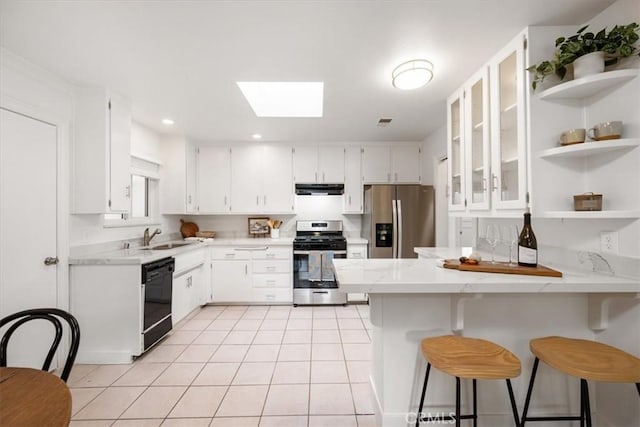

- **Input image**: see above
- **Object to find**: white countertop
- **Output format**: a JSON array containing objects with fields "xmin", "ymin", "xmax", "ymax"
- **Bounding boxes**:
[
  {"xmin": 346, "ymin": 237, "xmax": 368, "ymax": 245},
  {"xmin": 333, "ymin": 251, "xmax": 640, "ymax": 294},
  {"xmin": 70, "ymin": 237, "xmax": 294, "ymax": 265}
]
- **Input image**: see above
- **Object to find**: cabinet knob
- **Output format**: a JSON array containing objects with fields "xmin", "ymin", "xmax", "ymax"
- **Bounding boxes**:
[{"xmin": 44, "ymin": 256, "xmax": 59, "ymax": 266}]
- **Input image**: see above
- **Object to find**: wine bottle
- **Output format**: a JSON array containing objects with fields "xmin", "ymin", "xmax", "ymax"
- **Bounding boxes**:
[{"xmin": 518, "ymin": 208, "xmax": 538, "ymax": 267}]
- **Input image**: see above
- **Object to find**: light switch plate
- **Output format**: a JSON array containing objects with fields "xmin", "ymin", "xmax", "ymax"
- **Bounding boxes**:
[{"xmin": 600, "ymin": 231, "xmax": 619, "ymax": 254}]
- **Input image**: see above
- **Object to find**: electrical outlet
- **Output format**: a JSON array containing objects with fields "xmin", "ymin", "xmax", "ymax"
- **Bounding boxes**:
[{"xmin": 600, "ymin": 231, "xmax": 619, "ymax": 254}]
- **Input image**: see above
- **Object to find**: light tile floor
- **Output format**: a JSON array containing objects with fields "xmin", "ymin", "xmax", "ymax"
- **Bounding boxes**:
[{"xmin": 68, "ymin": 304, "xmax": 376, "ymax": 427}]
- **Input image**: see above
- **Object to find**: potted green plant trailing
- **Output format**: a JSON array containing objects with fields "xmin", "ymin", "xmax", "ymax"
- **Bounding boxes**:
[{"xmin": 528, "ymin": 22, "xmax": 640, "ymax": 90}]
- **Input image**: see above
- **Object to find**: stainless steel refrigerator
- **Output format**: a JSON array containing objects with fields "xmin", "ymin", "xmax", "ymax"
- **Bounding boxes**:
[{"xmin": 362, "ymin": 185, "xmax": 435, "ymax": 258}]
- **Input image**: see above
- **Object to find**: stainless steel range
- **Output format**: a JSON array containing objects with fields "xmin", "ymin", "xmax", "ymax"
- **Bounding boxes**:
[{"xmin": 293, "ymin": 220, "xmax": 347, "ymax": 306}]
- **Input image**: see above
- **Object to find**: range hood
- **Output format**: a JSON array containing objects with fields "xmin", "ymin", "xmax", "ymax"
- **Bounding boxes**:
[{"xmin": 295, "ymin": 183, "xmax": 344, "ymax": 195}]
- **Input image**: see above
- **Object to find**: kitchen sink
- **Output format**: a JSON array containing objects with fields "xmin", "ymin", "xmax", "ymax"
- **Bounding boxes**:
[{"xmin": 142, "ymin": 242, "xmax": 193, "ymax": 250}]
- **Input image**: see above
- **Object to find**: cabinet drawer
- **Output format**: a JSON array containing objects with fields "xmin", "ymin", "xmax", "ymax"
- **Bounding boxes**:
[
  {"xmin": 210, "ymin": 247, "xmax": 251, "ymax": 260},
  {"xmin": 347, "ymin": 250, "xmax": 366, "ymax": 259},
  {"xmin": 252, "ymin": 259, "xmax": 291, "ymax": 274},
  {"xmin": 252, "ymin": 288, "xmax": 292, "ymax": 303},
  {"xmin": 252, "ymin": 247, "xmax": 291, "ymax": 260},
  {"xmin": 253, "ymin": 274, "xmax": 290, "ymax": 288},
  {"xmin": 174, "ymin": 249, "xmax": 206, "ymax": 274}
]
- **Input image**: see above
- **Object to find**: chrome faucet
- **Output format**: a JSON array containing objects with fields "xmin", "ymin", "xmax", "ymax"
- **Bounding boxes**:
[{"xmin": 143, "ymin": 228, "xmax": 162, "ymax": 246}]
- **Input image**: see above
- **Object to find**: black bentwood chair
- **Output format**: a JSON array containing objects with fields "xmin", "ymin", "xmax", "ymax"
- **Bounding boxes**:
[{"xmin": 1, "ymin": 308, "xmax": 81, "ymax": 382}]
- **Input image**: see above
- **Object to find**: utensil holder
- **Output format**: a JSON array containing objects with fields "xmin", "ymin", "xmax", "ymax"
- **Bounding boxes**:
[{"xmin": 270, "ymin": 228, "xmax": 280, "ymax": 239}]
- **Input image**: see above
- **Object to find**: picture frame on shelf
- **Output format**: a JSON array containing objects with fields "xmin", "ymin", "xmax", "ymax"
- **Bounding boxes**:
[{"xmin": 248, "ymin": 217, "xmax": 270, "ymax": 237}]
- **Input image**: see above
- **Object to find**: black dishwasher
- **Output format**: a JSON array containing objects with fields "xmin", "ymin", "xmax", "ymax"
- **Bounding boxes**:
[{"xmin": 141, "ymin": 257, "xmax": 174, "ymax": 351}]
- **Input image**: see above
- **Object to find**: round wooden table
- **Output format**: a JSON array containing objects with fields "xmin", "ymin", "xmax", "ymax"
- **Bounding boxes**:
[{"xmin": 0, "ymin": 367, "xmax": 72, "ymax": 426}]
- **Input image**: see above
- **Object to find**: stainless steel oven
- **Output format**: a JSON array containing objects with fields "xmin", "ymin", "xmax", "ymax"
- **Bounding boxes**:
[
  {"xmin": 141, "ymin": 257, "xmax": 174, "ymax": 351},
  {"xmin": 293, "ymin": 220, "xmax": 347, "ymax": 306}
]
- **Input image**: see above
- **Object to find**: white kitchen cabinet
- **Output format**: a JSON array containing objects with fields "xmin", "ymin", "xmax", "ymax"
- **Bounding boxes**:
[
  {"xmin": 391, "ymin": 146, "xmax": 421, "ymax": 183},
  {"xmin": 489, "ymin": 34, "xmax": 528, "ymax": 211},
  {"xmin": 447, "ymin": 88, "xmax": 466, "ymax": 212},
  {"xmin": 252, "ymin": 246, "xmax": 292, "ymax": 303},
  {"xmin": 446, "ymin": 29, "xmax": 530, "ymax": 217},
  {"xmin": 160, "ymin": 136, "xmax": 196, "ymax": 214},
  {"xmin": 72, "ymin": 87, "xmax": 131, "ymax": 213},
  {"xmin": 362, "ymin": 145, "xmax": 421, "ymax": 184},
  {"xmin": 173, "ymin": 249, "xmax": 207, "ymax": 324},
  {"xmin": 210, "ymin": 248, "xmax": 253, "ymax": 302},
  {"xmin": 230, "ymin": 145, "xmax": 293, "ymax": 214},
  {"xmin": 447, "ymin": 68, "xmax": 491, "ymax": 214},
  {"xmin": 293, "ymin": 145, "xmax": 344, "ymax": 183},
  {"xmin": 263, "ymin": 145, "xmax": 294, "ymax": 213},
  {"xmin": 466, "ymin": 68, "xmax": 491, "ymax": 211},
  {"xmin": 210, "ymin": 246, "xmax": 292, "ymax": 303},
  {"xmin": 196, "ymin": 146, "xmax": 231, "ymax": 213},
  {"xmin": 343, "ymin": 146, "xmax": 363, "ymax": 213},
  {"xmin": 346, "ymin": 243, "xmax": 368, "ymax": 303},
  {"xmin": 70, "ymin": 264, "xmax": 142, "ymax": 363}
]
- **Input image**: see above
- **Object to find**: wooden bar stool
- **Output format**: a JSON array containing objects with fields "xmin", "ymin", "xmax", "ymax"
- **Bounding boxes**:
[
  {"xmin": 521, "ymin": 336, "xmax": 640, "ymax": 427},
  {"xmin": 416, "ymin": 335, "xmax": 521, "ymax": 427}
]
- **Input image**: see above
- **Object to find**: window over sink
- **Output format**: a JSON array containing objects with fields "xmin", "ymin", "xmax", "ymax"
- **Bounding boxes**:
[{"xmin": 104, "ymin": 156, "xmax": 161, "ymax": 227}]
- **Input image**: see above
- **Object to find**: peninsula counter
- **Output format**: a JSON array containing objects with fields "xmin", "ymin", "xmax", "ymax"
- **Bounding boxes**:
[{"xmin": 332, "ymin": 250, "xmax": 640, "ymax": 427}]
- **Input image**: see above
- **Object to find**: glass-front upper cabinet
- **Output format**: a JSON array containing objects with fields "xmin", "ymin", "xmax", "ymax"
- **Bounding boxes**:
[
  {"xmin": 490, "ymin": 35, "xmax": 527, "ymax": 210},
  {"xmin": 465, "ymin": 67, "xmax": 491, "ymax": 211},
  {"xmin": 447, "ymin": 88, "xmax": 465, "ymax": 211}
]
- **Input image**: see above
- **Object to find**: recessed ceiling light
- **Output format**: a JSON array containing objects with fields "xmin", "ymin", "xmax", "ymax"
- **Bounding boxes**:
[
  {"xmin": 392, "ymin": 60, "xmax": 434, "ymax": 90},
  {"xmin": 252, "ymin": 133, "xmax": 262, "ymax": 140},
  {"xmin": 162, "ymin": 118, "xmax": 175, "ymax": 125},
  {"xmin": 237, "ymin": 82, "xmax": 324, "ymax": 117}
]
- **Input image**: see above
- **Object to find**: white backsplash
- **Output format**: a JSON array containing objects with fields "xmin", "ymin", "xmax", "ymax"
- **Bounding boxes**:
[{"xmin": 180, "ymin": 195, "xmax": 362, "ymax": 239}]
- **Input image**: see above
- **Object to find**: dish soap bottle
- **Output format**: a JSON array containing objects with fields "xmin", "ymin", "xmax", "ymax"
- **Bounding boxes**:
[{"xmin": 518, "ymin": 208, "xmax": 538, "ymax": 267}]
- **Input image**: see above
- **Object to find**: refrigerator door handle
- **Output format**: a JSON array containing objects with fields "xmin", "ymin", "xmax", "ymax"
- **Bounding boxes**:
[
  {"xmin": 397, "ymin": 199, "xmax": 403, "ymax": 258},
  {"xmin": 391, "ymin": 199, "xmax": 398, "ymax": 258}
]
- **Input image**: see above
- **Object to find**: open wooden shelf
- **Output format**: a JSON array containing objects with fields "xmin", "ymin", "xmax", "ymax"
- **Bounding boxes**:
[
  {"xmin": 538, "ymin": 138, "xmax": 640, "ymax": 159},
  {"xmin": 538, "ymin": 69, "xmax": 639, "ymax": 101}
]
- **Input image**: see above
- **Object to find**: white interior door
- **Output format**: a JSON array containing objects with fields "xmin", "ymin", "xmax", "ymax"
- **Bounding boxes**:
[{"xmin": 0, "ymin": 108, "xmax": 58, "ymax": 368}]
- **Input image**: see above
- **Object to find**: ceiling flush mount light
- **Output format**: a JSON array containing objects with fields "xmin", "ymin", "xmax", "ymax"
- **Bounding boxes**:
[
  {"xmin": 162, "ymin": 118, "xmax": 174, "ymax": 125},
  {"xmin": 236, "ymin": 82, "xmax": 324, "ymax": 117},
  {"xmin": 392, "ymin": 59, "xmax": 434, "ymax": 90},
  {"xmin": 252, "ymin": 133, "xmax": 262, "ymax": 140}
]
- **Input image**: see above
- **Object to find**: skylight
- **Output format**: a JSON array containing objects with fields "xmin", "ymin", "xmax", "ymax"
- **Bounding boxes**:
[{"xmin": 236, "ymin": 82, "xmax": 324, "ymax": 117}]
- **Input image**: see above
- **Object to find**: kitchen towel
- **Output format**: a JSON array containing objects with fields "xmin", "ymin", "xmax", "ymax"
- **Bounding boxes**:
[
  {"xmin": 321, "ymin": 251, "xmax": 335, "ymax": 281},
  {"xmin": 308, "ymin": 251, "xmax": 322, "ymax": 281}
]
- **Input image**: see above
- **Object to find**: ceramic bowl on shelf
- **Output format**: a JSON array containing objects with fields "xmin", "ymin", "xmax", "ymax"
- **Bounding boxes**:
[
  {"xmin": 588, "ymin": 121, "xmax": 622, "ymax": 141},
  {"xmin": 559, "ymin": 128, "xmax": 586, "ymax": 146}
]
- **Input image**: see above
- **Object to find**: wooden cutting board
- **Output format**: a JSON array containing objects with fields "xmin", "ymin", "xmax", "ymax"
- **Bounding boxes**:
[{"xmin": 443, "ymin": 259, "xmax": 563, "ymax": 277}]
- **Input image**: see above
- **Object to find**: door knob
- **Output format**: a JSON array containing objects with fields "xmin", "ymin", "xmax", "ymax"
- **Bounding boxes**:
[{"xmin": 44, "ymin": 257, "xmax": 59, "ymax": 266}]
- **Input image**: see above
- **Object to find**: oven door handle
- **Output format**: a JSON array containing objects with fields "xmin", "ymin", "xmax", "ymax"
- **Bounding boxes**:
[
  {"xmin": 293, "ymin": 250, "xmax": 347, "ymax": 255},
  {"xmin": 312, "ymin": 291, "xmax": 330, "ymax": 294}
]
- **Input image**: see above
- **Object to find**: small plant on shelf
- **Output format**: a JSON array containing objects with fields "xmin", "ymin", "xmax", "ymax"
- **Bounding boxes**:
[{"xmin": 528, "ymin": 22, "xmax": 640, "ymax": 90}]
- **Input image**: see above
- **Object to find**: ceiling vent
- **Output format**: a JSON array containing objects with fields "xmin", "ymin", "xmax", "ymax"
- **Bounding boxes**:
[{"xmin": 378, "ymin": 117, "xmax": 392, "ymax": 127}]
